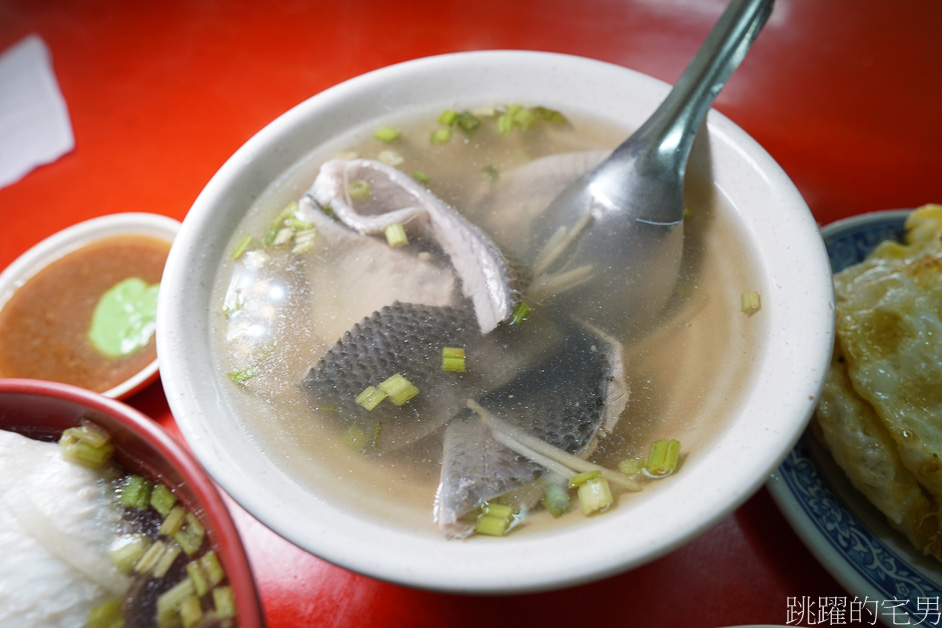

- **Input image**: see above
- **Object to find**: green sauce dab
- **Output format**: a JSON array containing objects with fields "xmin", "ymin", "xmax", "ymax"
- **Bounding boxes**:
[{"xmin": 88, "ymin": 277, "xmax": 160, "ymax": 358}]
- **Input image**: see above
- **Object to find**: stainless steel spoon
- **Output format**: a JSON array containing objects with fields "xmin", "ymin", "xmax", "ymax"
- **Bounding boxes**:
[{"xmin": 529, "ymin": 0, "xmax": 774, "ymax": 338}]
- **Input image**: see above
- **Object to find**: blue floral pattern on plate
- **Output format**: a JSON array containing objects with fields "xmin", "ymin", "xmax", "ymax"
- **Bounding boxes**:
[{"xmin": 767, "ymin": 209, "xmax": 942, "ymax": 626}]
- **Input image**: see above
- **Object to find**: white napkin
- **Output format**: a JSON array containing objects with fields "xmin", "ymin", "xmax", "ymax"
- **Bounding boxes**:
[{"xmin": 0, "ymin": 35, "xmax": 74, "ymax": 190}]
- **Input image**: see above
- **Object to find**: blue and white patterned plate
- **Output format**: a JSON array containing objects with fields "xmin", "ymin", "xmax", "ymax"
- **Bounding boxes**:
[{"xmin": 767, "ymin": 209, "xmax": 942, "ymax": 627}]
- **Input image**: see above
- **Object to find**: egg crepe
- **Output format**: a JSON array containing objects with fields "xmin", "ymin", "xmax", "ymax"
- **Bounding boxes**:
[{"xmin": 814, "ymin": 204, "xmax": 942, "ymax": 560}]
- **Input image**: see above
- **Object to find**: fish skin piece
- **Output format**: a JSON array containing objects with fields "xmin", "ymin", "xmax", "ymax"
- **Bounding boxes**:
[
  {"xmin": 434, "ymin": 324, "xmax": 619, "ymax": 538},
  {"xmin": 308, "ymin": 158, "xmax": 523, "ymax": 333},
  {"xmin": 301, "ymin": 301, "xmax": 485, "ymax": 451}
]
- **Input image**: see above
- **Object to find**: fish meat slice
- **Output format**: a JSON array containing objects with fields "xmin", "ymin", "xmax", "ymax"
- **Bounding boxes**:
[
  {"xmin": 434, "ymin": 324, "xmax": 627, "ymax": 538},
  {"xmin": 308, "ymin": 158, "xmax": 523, "ymax": 333},
  {"xmin": 0, "ymin": 429, "xmax": 127, "ymax": 627}
]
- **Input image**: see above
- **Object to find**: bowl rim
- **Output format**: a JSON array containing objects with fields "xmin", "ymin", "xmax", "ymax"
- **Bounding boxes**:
[
  {"xmin": 158, "ymin": 49, "xmax": 836, "ymax": 593},
  {"xmin": 0, "ymin": 377, "xmax": 265, "ymax": 626},
  {"xmin": 0, "ymin": 212, "xmax": 180, "ymax": 399}
]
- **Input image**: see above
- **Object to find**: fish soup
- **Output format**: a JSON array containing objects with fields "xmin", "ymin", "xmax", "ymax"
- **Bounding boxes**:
[{"xmin": 210, "ymin": 104, "xmax": 767, "ymax": 537}]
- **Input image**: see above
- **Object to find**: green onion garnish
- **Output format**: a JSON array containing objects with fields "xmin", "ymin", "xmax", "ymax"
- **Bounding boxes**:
[
  {"xmin": 541, "ymin": 483, "xmax": 571, "ymax": 518},
  {"xmin": 150, "ymin": 483, "xmax": 178, "ymax": 517},
  {"xmin": 59, "ymin": 423, "xmax": 114, "ymax": 468},
  {"xmin": 645, "ymin": 438, "xmax": 681, "ymax": 477},
  {"xmin": 430, "ymin": 127, "xmax": 452, "ymax": 145},
  {"xmin": 438, "ymin": 109, "xmax": 459, "ymax": 126},
  {"xmin": 347, "ymin": 179, "xmax": 373, "ymax": 201},
  {"xmin": 741, "ymin": 290, "xmax": 761, "ymax": 315},
  {"xmin": 213, "ymin": 586, "xmax": 237, "ymax": 619},
  {"xmin": 87, "ymin": 598, "xmax": 123, "ymax": 628},
  {"xmin": 120, "ymin": 475, "xmax": 153, "ymax": 510},
  {"xmin": 441, "ymin": 346, "xmax": 466, "ymax": 372},
  {"xmin": 378, "ymin": 374, "xmax": 420, "ymax": 406},
  {"xmin": 617, "ymin": 457, "xmax": 645, "ymax": 476},
  {"xmin": 227, "ymin": 365, "xmax": 258, "ymax": 384},
  {"xmin": 230, "ymin": 234, "xmax": 253, "ymax": 260},
  {"xmin": 509, "ymin": 302, "xmax": 531, "ymax": 325},
  {"xmin": 174, "ymin": 513, "xmax": 206, "ymax": 556},
  {"xmin": 412, "ymin": 171, "xmax": 430, "ymax": 184},
  {"xmin": 373, "ymin": 126, "xmax": 401, "ymax": 143},
  {"xmin": 355, "ymin": 386, "xmax": 387, "ymax": 411},
  {"xmin": 483, "ymin": 164, "xmax": 500, "ymax": 182},
  {"xmin": 475, "ymin": 515, "xmax": 511, "ymax": 537},
  {"xmin": 568, "ymin": 469, "xmax": 602, "ymax": 488},
  {"xmin": 384, "ymin": 223, "xmax": 408, "ymax": 247},
  {"xmin": 577, "ymin": 477, "xmax": 613, "ymax": 515}
]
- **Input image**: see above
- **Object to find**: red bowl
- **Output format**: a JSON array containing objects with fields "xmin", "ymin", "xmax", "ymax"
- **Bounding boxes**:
[{"xmin": 0, "ymin": 378, "xmax": 265, "ymax": 627}]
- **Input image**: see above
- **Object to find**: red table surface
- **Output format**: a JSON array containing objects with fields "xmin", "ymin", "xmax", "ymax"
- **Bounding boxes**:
[{"xmin": 2, "ymin": 1, "xmax": 941, "ymax": 626}]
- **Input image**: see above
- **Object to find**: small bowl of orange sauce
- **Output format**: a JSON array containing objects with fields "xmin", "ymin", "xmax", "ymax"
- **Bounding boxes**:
[{"xmin": 0, "ymin": 213, "xmax": 180, "ymax": 399}]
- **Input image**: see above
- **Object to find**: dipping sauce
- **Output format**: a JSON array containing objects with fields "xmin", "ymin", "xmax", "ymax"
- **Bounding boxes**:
[{"xmin": 0, "ymin": 235, "xmax": 170, "ymax": 393}]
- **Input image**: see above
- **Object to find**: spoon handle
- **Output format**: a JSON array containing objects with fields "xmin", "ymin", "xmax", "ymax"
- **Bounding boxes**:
[{"xmin": 620, "ymin": 0, "xmax": 774, "ymax": 173}]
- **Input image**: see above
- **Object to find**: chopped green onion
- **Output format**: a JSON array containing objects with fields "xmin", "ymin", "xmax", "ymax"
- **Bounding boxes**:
[
  {"xmin": 347, "ymin": 179, "xmax": 373, "ymax": 201},
  {"xmin": 429, "ymin": 127, "xmax": 452, "ymax": 145},
  {"xmin": 645, "ymin": 438, "xmax": 681, "ymax": 477},
  {"xmin": 373, "ymin": 126, "xmax": 401, "ymax": 143},
  {"xmin": 482, "ymin": 502, "xmax": 514, "ymax": 520},
  {"xmin": 87, "ymin": 598, "xmax": 124, "ymax": 628},
  {"xmin": 173, "ymin": 513, "xmax": 206, "ymax": 556},
  {"xmin": 156, "ymin": 576, "xmax": 196, "ymax": 619},
  {"xmin": 180, "ymin": 595, "xmax": 203, "ymax": 628},
  {"xmin": 150, "ymin": 483, "xmax": 178, "ymax": 517},
  {"xmin": 59, "ymin": 423, "xmax": 114, "ymax": 468},
  {"xmin": 343, "ymin": 424, "xmax": 370, "ymax": 449},
  {"xmin": 530, "ymin": 106, "xmax": 567, "ymax": 124},
  {"xmin": 378, "ymin": 373, "xmax": 420, "ymax": 406},
  {"xmin": 119, "ymin": 475, "xmax": 153, "ymax": 510},
  {"xmin": 159, "ymin": 504, "xmax": 187, "ymax": 536},
  {"xmin": 741, "ymin": 290, "xmax": 761, "ymax": 315},
  {"xmin": 617, "ymin": 457, "xmax": 645, "ymax": 476},
  {"xmin": 230, "ymin": 234, "xmax": 253, "ymax": 260},
  {"xmin": 153, "ymin": 541, "xmax": 182, "ymax": 578},
  {"xmin": 199, "ymin": 551, "xmax": 226, "ymax": 587},
  {"xmin": 263, "ymin": 203, "xmax": 299, "ymax": 246},
  {"xmin": 378, "ymin": 149, "xmax": 404, "ymax": 166},
  {"xmin": 475, "ymin": 515, "xmax": 511, "ymax": 537},
  {"xmin": 384, "ymin": 223, "xmax": 409, "ymax": 247},
  {"xmin": 496, "ymin": 104, "xmax": 521, "ymax": 136},
  {"xmin": 512, "ymin": 106, "xmax": 535, "ymax": 131},
  {"xmin": 412, "ymin": 171, "xmax": 430, "ymax": 184},
  {"xmin": 438, "ymin": 109, "xmax": 459, "ymax": 126},
  {"xmin": 227, "ymin": 365, "xmax": 258, "ymax": 384},
  {"xmin": 509, "ymin": 302, "xmax": 531, "ymax": 325},
  {"xmin": 578, "ymin": 477, "xmax": 614, "ymax": 515},
  {"xmin": 134, "ymin": 539, "xmax": 167, "ymax": 575},
  {"xmin": 483, "ymin": 164, "xmax": 500, "ymax": 182},
  {"xmin": 186, "ymin": 560, "xmax": 210, "ymax": 597},
  {"xmin": 355, "ymin": 385, "xmax": 387, "ymax": 411},
  {"xmin": 109, "ymin": 534, "xmax": 152, "ymax": 573},
  {"xmin": 213, "ymin": 586, "xmax": 237, "ymax": 619},
  {"xmin": 541, "ymin": 482, "xmax": 571, "ymax": 518},
  {"xmin": 568, "ymin": 469, "xmax": 602, "ymax": 488},
  {"xmin": 442, "ymin": 346, "xmax": 466, "ymax": 372},
  {"xmin": 456, "ymin": 111, "xmax": 481, "ymax": 134},
  {"xmin": 292, "ymin": 228, "xmax": 317, "ymax": 254}
]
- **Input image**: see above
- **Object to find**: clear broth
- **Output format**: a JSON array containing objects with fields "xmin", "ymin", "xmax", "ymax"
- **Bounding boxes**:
[{"xmin": 209, "ymin": 107, "xmax": 767, "ymax": 535}]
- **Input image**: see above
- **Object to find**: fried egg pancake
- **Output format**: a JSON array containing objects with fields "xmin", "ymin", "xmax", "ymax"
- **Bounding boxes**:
[{"xmin": 815, "ymin": 204, "xmax": 942, "ymax": 560}]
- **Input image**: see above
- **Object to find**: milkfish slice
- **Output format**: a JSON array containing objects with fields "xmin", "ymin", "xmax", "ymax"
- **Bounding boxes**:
[
  {"xmin": 434, "ymin": 324, "xmax": 628, "ymax": 538},
  {"xmin": 301, "ymin": 301, "xmax": 577, "ymax": 452},
  {"xmin": 308, "ymin": 158, "xmax": 524, "ymax": 333},
  {"xmin": 301, "ymin": 301, "xmax": 484, "ymax": 451}
]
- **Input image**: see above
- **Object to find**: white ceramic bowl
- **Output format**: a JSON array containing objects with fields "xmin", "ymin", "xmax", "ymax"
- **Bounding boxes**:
[
  {"xmin": 157, "ymin": 51, "xmax": 834, "ymax": 593},
  {"xmin": 0, "ymin": 213, "xmax": 180, "ymax": 399}
]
